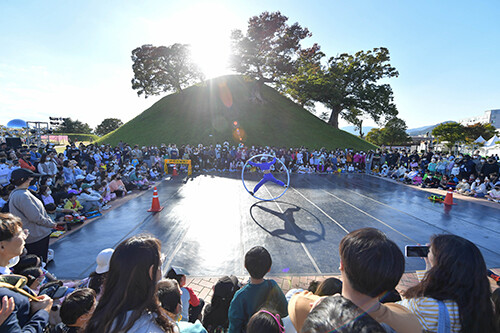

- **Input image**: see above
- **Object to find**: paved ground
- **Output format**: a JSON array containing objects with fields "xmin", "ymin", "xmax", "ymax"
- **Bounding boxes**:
[
  {"xmin": 47, "ymin": 172, "xmax": 500, "ymax": 286},
  {"xmin": 185, "ymin": 267, "xmax": 500, "ymax": 302}
]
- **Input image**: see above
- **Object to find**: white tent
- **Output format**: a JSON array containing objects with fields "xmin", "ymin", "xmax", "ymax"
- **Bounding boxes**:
[
  {"xmin": 484, "ymin": 135, "xmax": 500, "ymax": 147},
  {"xmin": 474, "ymin": 136, "xmax": 486, "ymax": 143}
]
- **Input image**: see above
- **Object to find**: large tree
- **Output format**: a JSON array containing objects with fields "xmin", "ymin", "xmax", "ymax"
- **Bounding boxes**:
[
  {"xmin": 463, "ymin": 122, "xmax": 497, "ymax": 143},
  {"xmin": 365, "ymin": 117, "xmax": 411, "ymax": 146},
  {"xmin": 280, "ymin": 43, "xmax": 324, "ymax": 109},
  {"xmin": 380, "ymin": 117, "xmax": 411, "ymax": 146},
  {"xmin": 53, "ymin": 118, "xmax": 92, "ymax": 134},
  {"xmin": 131, "ymin": 43, "xmax": 204, "ymax": 98},
  {"xmin": 365, "ymin": 128, "xmax": 384, "ymax": 146},
  {"xmin": 230, "ymin": 11, "xmax": 311, "ymax": 103},
  {"xmin": 306, "ymin": 48, "xmax": 399, "ymax": 129},
  {"xmin": 95, "ymin": 118, "xmax": 123, "ymax": 136},
  {"xmin": 432, "ymin": 122, "xmax": 466, "ymax": 151}
]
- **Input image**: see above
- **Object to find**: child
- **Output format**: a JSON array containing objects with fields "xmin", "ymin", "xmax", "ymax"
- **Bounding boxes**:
[
  {"xmin": 247, "ymin": 308, "xmax": 285, "ymax": 333},
  {"xmin": 486, "ymin": 182, "xmax": 500, "ymax": 203},
  {"xmin": 157, "ymin": 279, "xmax": 207, "ymax": 332},
  {"xmin": 228, "ymin": 246, "xmax": 288, "ymax": 333},
  {"xmin": 202, "ymin": 275, "xmax": 240, "ymax": 332},
  {"xmin": 53, "ymin": 288, "xmax": 96, "ymax": 333},
  {"xmin": 166, "ymin": 266, "xmax": 204, "ymax": 323},
  {"xmin": 64, "ymin": 193, "xmax": 84, "ymax": 214}
]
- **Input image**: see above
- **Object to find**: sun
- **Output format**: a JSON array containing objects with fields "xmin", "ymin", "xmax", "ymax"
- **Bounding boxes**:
[
  {"xmin": 172, "ymin": 3, "xmax": 238, "ymax": 79},
  {"xmin": 145, "ymin": 3, "xmax": 243, "ymax": 79}
]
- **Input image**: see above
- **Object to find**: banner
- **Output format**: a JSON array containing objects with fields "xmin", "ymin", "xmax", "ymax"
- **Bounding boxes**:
[{"xmin": 40, "ymin": 135, "xmax": 69, "ymax": 145}]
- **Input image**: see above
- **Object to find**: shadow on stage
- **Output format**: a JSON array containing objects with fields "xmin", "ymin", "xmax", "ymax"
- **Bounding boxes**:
[{"xmin": 250, "ymin": 201, "xmax": 325, "ymax": 243}]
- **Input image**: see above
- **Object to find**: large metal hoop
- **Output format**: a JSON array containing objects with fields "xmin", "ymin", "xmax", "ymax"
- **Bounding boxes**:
[{"xmin": 241, "ymin": 154, "xmax": 290, "ymax": 201}]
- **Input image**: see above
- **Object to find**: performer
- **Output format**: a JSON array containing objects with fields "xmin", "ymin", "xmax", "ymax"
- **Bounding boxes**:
[{"xmin": 248, "ymin": 156, "xmax": 287, "ymax": 195}]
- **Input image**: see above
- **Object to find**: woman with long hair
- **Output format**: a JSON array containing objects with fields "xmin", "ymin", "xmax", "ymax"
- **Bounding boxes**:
[
  {"xmin": 84, "ymin": 235, "xmax": 175, "ymax": 333},
  {"xmin": 399, "ymin": 234, "xmax": 496, "ymax": 332}
]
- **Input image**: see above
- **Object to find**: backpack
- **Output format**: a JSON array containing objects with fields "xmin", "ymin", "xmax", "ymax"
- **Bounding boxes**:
[{"xmin": 202, "ymin": 275, "xmax": 240, "ymax": 333}]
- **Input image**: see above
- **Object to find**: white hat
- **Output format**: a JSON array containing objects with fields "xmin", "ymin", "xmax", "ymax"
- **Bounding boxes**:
[{"xmin": 95, "ymin": 248, "xmax": 114, "ymax": 274}]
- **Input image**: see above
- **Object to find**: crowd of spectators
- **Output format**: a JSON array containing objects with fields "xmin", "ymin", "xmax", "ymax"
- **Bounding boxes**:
[
  {"xmin": 370, "ymin": 149, "xmax": 500, "ymax": 203},
  {"xmin": 0, "ymin": 214, "xmax": 499, "ymax": 332},
  {"xmin": 0, "ymin": 140, "xmax": 499, "ymax": 332}
]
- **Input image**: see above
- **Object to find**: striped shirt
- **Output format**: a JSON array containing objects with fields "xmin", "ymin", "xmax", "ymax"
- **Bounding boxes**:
[{"xmin": 398, "ymin": 297, "xmax": 461, "ymax": 332}]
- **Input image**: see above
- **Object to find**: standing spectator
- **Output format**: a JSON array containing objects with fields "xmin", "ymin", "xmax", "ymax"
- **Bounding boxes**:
[{"xmin": 8, "ymin": 169, "xmax": 58, "ymax": 262}]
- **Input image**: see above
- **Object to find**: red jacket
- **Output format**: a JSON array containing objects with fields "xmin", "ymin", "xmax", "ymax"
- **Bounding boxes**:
[{"xmin": 19, "ymin": 159, "xmax": 36, "ymax": 171}]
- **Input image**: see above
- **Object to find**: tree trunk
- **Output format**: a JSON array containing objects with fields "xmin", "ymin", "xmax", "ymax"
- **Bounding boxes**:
[
  {"xmin": 250, "ymin": 79, "xmax": 266, "ymax": 104},
  {"xmin": 327, "ymin": 107, "xmax": 341, "ymax": 129}
]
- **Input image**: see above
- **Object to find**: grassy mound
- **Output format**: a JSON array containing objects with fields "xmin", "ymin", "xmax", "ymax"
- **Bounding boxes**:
[{"xmin": 98, "ymin": 75, "xmax": 376, "ymax": 150}]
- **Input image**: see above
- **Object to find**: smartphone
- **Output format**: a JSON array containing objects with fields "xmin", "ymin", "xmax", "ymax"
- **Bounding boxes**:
[{"xmin": 405, "ymin": 245, "xmax": 430, "ymax": 257}]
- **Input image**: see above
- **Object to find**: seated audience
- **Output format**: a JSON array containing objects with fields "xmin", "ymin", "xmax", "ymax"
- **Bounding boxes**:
[
  {"xmin": 202, "ymin": 275, "xmax": 240, "ymax": 333},
  {"xmin": 246, "ymin": 308, "xmax": 285, "ymax": 333},
  {"xmin": 53, "ymin": 288, "xmax": 96, "ymax": 333},
  {"xmin": 288, "ymin": 228, "xmax": 421, "ymax": 333},
  {"xmin": 0, "ymin": 213, "xmax": 53, "ymax": 332},
  {"xmin": 84, "ymin": 234, "xmax": 175, "ymax": 332},
  {"xmin": 166, "ymin": 266, "xmax": 204, "ymax": 323},
  {"xmin": 157, "ymin": 279, "xmax": 207, "ymax": 332},
  {"xmin": 399, "ymin": 234, "xmax": 496, "ymax": 332},
  {"xmin": 228, "ymin": 246, "xmax": 288, "ymax": 333},
  {"xmin": 301, "ymin": 295, "xmax": 387, "ymax": 333}
]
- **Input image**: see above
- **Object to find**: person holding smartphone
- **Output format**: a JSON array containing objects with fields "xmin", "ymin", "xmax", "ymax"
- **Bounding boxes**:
[{"xmin": 399, "ymin": 235, "xmax": 497, "ymax": 332}]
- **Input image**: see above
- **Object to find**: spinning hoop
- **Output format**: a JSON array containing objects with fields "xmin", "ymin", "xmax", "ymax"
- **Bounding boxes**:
[{"xmin": 241, "ymin": 154, "xmax": 290, "ymax": 201}]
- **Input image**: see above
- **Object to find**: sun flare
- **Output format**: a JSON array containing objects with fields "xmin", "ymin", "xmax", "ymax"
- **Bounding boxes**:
[{"xmin": 148, "ymin": 3, "xmax": 238, "ymax": 79}]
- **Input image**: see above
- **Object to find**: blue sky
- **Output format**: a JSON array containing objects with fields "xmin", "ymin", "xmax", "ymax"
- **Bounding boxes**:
[{"xmin": 1, "ymin": 0, "xmax": 499, "ymax": 129}]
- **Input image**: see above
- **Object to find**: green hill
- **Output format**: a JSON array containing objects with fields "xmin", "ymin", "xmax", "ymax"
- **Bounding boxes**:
[{"xmin": 98, "ymin": 75, "xmax": 376, "ymax": 150}]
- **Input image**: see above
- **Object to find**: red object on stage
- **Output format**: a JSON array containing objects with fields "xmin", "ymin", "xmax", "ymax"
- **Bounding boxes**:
[{"xmin": 443, "ymin": 189, "xmax": 456, "ymax": 206}]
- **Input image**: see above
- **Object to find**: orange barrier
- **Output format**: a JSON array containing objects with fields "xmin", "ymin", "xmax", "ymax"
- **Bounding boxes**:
[{"xmin": 164, "ymin": 159, "xmax": 192, "ymax": 176}]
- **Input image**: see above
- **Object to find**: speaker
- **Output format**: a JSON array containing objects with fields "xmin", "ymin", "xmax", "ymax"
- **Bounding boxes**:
[{"xmin": 5, "ymin": 137, "xmax": 22, "ymax": 149}]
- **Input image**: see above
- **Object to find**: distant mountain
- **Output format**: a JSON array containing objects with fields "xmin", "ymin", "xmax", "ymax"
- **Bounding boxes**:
[
  {"xmin": 407, "ymin": 121, "xmax": 454, "ymax": 136},
  {"xmin": 341, "ymin": 125, "xmax": 375, "ymax": 136}
]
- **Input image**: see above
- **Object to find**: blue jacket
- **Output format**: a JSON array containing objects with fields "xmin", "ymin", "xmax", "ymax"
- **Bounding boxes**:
[
  {"xmin": 228, "ymin": 279, "xmax": 287, "ymax": 333},
  {"xmin": 248, "ymin": 157, "xmax": 276, "ymax": 171},
  {"xmin": 0, "ymin": 287, "xmax": 50, "ymax": 332}
]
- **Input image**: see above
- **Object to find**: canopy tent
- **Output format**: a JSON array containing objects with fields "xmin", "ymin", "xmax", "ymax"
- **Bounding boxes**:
[
  {"xmin": 474, "ymin": 136, "xmax": 486, "ymax": 143},
  {"xmin": 484, "ymin": 135, "xmax": 500, "ymax": 147}
]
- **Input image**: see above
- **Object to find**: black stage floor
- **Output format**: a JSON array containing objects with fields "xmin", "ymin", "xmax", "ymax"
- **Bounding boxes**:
[{"xmin": 47, "ymin": 173, "xmax": 500, "ymax": 279}]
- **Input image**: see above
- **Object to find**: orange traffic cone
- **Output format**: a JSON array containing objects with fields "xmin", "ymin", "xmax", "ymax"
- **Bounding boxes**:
[
  {"xmin": 148, "ymin": 187, "xmax": 164, "ymax": 212},
  {"xmin": 443, "ymin": 189, "xmax": 456, "ymax": 206},
  {"xmin": 172, "ymin": 165, "xmax": 178, "ymax": 176}
]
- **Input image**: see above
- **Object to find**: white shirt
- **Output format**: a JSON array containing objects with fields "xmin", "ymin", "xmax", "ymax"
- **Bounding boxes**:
[{"xmin": 0, "ymin": 266, "xmax": 12, "ymax": 275}]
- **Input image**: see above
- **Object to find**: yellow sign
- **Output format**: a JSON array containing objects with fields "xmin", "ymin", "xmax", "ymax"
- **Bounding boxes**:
[{"xmin": 164, "ymin": 159, "xmax": 192, "ymax": 176}]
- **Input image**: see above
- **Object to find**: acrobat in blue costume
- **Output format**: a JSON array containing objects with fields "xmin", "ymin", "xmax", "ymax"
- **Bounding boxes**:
[{"xmin": 248, "ymin": 157, "xmax": 287, "ymax": 195}]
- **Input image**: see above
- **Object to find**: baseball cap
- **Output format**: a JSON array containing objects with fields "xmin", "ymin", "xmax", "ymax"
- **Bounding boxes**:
[
  {"xmin": 10, "ymin": 168, "xmax": 41, "ymax": 182},
  {"xmin": 95, "ymin": 248, "xmax": 114, "ymax": 274}
]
